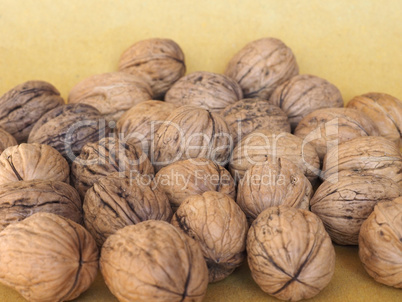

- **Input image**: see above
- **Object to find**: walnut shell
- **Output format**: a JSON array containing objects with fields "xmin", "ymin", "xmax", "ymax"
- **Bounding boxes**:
[
  {"xmin": 225, "ymin": 37, "xmax": 299, "ymax": 99},
  {"xmin": 100, "ymin": 220, "xmax": 208, "ymax": 302},
  {"xmin": 0, "ymin": 180, "xmax": 82, "ymax": 231},
  {"xmin": 221, "ymin": 98, "xmax": 291, "ymax": 146},
  {"xmin": 154, "ymin": 158, "xmax": 236, "ymax": 211},
  {"xmin": 237, "ymin": 158, "xmax": 312, "ymax": 223},
  {"xmin": 152, "ymin": 106, "xmax": 231, "ymax": 171},
  {"xmin": 0, "ymin": 143, "xmax": 69, "ymax": 185},
  {"xmin": 0, "ymin": 81, "xmax": 64, "ymax": 143},
  {"xmin": 68, "ymin": 72, "xmax": 153, "ymax": 121},
  {"xmin": 359, "ymin": 197, "xmax": 402, "ymax": 288},
  {"xmin": 0, "ymin": 128, "xmax": 17, "ymax": 154},
  {"xmin": 165, "ymin": 71, "xmax": 243, "ymax": 112},
  {"xmin": 347, "ymin": 92, "xmax": 402, "ymax": 146},
  {"xmin": 84, "ymin": 173, "xmax": 172, "ymax": 247},
  {"xmin": 269, "ymin": 74, "xmax": 344, "ymax": 130},
  {"xmin": 171, "ymin": 191, "xmax": 248, "ymax": 283},
  {"xmin": 310, "ymin": 171, "xmax": 402, "ymax": 245},
  {"xmin": 118, "ymin": 38, "xmax": 186, "ymax": 99},
  {"xmin": 0, "ymin": 212, "xmax": 98, "ymax": 302},
  {"xmin": 294, "ymin": 108, "xmax": 379, "ymax": 161},
  {"xmin": 247, "ymin": 206, "xmax": 335, "ymax": 301}
]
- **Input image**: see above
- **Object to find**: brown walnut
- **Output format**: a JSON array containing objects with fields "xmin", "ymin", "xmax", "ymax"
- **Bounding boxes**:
[{"xmin": 0, "ymin": 128, "xmax": 17, "ymax": 154}]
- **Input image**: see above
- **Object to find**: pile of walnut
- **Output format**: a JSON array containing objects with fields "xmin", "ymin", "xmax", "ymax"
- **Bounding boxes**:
[{"xmin": 0, "ymin": 36, "xmax": 401, "ymax": 302}]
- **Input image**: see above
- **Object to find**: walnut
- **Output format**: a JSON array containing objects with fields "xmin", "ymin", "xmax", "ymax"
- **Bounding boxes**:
[
  {"xmin": 83, "ymin": 173, "xmax": 172, "ymax": 247},
  {"xmin": 347, "ymin": 92, "xmax": 402, "ymax": 146},
  {"xmin": 152, "ymin": 106, "xmax": 231, "ymax": 171},
  {"xmin": 116, "ymin": 100, "xmax": 178, "ymax": 155},
  {"xmin": 0, "ymin": 143, "xmax": 69, "ymax": 185},
  {"xmin": 359, "ymin": 197, "xmax": 402, "ymax": 288},
  {"xmin": 294, "ymin": 108, "xmax": 379, "ymax": 161},
  {"xmin": 0, "ymin": 180, "xmax": 82, "ymax": 231},
  {"xmin": 221, "ymin": 98, "xmax": 291, "ymax": 146},
  {"xmin": 100, "ymin": 220, "xmax": 208, "ymax": 302},
  {"xmin": 237, "ymin": 157, "xmax": 312, "ymax": 223},
  {"xmin": 247, "ymin": 206, "xmax": 335, "ymax": 301},
  {"xmin": 229, "ymin": 130, "xmax": 320, "ymax": 183},
  {"xmin": 165, "ymin": 71, "xmax": 243, "ymax": 112},
  {"xmin": 118, "ymin": 38, "xmax": 186, "ymax": 99},
  {"xmin": 269, "ymin": 74, "xmax": 344, "ymax": 130},
  {"xmin": 27, "ymin": 103, "xmax": 110, "ymax": 164},
  {"xmin": 0, "ymin": 81, "xmax": 64, "ymax": 143},
  {"xmin": 171, "ymin": 191, "xmax": 248, "ymax": 283},
  {"xmin": 71, "ymin": 137, "xmax": 154, "ymax": 199},
  {"xmin": 0, "ymin": 128, "xmax": 17, "ymax": 154},
  {"xmin": 224, "ymin": 37, "xmax": 299, "ymax": 100},
  {"xmin": 310, "ymin": 171, "xmax": 402, "ymax": 245},
  {"xmin": 0, "ymin": 212, "xmax": 98, "ymax": 302},
  {"xmin": 154, "ymin": 158, "xmax": 235, "ymax": 211},
  {"xmin": 68, "ymin": 72, "xmax": 153, "ymax": 121}
]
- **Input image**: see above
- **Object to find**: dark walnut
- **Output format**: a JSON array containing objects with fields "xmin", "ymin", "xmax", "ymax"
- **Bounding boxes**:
[
  {"xmin": 0, "ymin": 81, "xmax": 64, "ymax": 143},
  {"xmin": 118, "ymin": 38, "xmax": 186, "ymax": 99},
  {"xmin": 237, "ymin": 158, "xmax": 312, "ymax": 223},
  {"xmin": 71, "ymin": 137, "xmax": 154, "ymax": 199},
  {"xmin": 152, "ymin": 106, "xmax": 231, "ymax": 171},
  {"xmin": 224, "ymin": 37, "xmax": 299, "ymax": 100},
  {"xmin": 0, "ymin": 128, "xmax": 17, "ymax": 154},
  {"xmin": 310, "ymin": 171, "xmax": 402, "ymax": 245},
  {"xmin": 221, "ymin": 98, "xmax": 291, "ymax": 146},
  {"xmin": 100, "ymin": 220, "xmax": 208, "ymax": 302},
  {"xmin": 0, "ymin": 143, "xmax": 70, "ymax": 185},
  {"xmin": 171, "ymin": 191, "xmax": 248, "ymax": 283},
  {"xmin": 359, "ymin": 197, "xmax": 402, "ymax": 288},
  {"xmin": 154, "ymin": 158, "xmax": 236, "ymax": 211},
  {"xmin": 347, "ymin": 92, "xmax": 402, "ymax": 146},
  {"xmin": 84, "ymin": 173, "xmax": 172, "ymax": 247},
  {"xmin": 247, "ymin": 206, "xmax": 335, "ymax": 301},
  {"xmin": 0, "ymin": 180, "xmax": 82, "ymax": 231},
  {"xmin": 27, "ymin": 103, "xmax": 110, "ymax": 163},
  {"xmin": 269, "ymin": 74, "xmax": 343, "ymax": 130},
  {"xmin": 68, "ymin": 72, "xmax": 153, "ymax": 121},
  {"xmin": 294, "ymin": 108, "xmax": 379, "ymax": 161},
  {"xmin": 0, "ymin": 212, "xmax": 98, "ymax": 302},
  {"xmin": 165, "ymin": 71, "xmax": 243, "ymax": 112}
]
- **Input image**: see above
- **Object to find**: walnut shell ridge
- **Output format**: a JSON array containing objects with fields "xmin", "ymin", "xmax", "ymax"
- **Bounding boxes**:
[{"xmin": 0, "ymin": 128, "xmax": 17, "ymax": 154}]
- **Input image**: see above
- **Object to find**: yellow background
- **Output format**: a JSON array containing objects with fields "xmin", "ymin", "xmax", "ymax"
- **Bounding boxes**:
[{"xmin": 0, "ymin": 0, "xmax": 402, "ymax": 301}]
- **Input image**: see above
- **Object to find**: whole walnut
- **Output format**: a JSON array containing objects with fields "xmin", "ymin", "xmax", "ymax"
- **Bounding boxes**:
[
  {"xmin": 269, "ymin": 74, "xmax": 344, "ymax": 130},
  {"xmin": 310, "ymin": 171, "xmax": 402, "ymax": 245},
  {"xmin": 84, "ymin": 173, "xmax": 172, "ymax": 247},
  {"xmin": 68, "ymin": 72, "xmax": 153, "ymax": 121},
  {"xmin": 0, "ymin": 81, "xmax": 64, "ymax": 143},
  {"xmin": 72, "ymin": 137, "xmax": 154, "ymax": 199},
  {"xmin": 229, "ymin": 130, "xmax": 320, "ymax": 183},
  {"xmin": 0, "ymin": 143, "xmax": 69, "ymax": 185},
  {"xmin": 237, "ymin": 158, "xmax": 312, "ymax": 223},
  {"xmin": 28, "ymin": 103, "xmax": 110, "ymax": 163},
  {"xmin": 221, "ymin": 99, "xmax": 291, "ymax": 146},
  {"xmin": 154, "ymin": 158, "xmax": 236, "ymax": 211},
  {"xmin": 172, "ymin": 191, "xmax": 248, "ymax": 283},
  {"xmin": 247, "ymin": 206, "xmax": 335, "ymax": 301},
  {"xmin": 294, "ymin": 108, "xmax": 379, "ymax": 161},
  {"xmin": 359, "ymin": 197, "xmax": 402, "ymax": 288},
  {"xmin": 116, "ymin": 100, "xmax": 178, "ymax": 155},
  {"xmin": 347, "ymin": 92, "xmax": 402, "ymax": 146},
  {"xmin": 225, "ymin": 37, "xmax": 299, "ymax": 100},
  {"xmin": 152, "ymin": 106, "xmax": 231, "ymax": 171},
  {"xmin": 0, "ymin": 212, "xmax": 98, "ymax": 302},
  {"xmin": 118, "ymin": 38, "xmax": 186, "ymax": 99},
  {"xmin": 100, "ymin": 220, "xmax": 208, "ymax": 302},
  {"xmin": 0, "ymin": 128, "xmax": 17, "ymax": 154},
  {"xmin": 165, "ymin": 71, "xmax": 243, "ymax": 112},
  {"xmin": 0, "ymin": 180, "xmax": 82, "ymax": 231}
]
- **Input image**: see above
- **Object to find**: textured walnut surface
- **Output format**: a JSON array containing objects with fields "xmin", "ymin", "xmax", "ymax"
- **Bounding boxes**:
[
  {"xmin": 225, "ymin": 37, "xmax": 299, "ymax": 100},
  {"xmin": 0, "ymin": 212, "xmax": 98, "ymax": 302},
  {"xmin": 247, "ymin": 206, "xmax": 335, "ymax": 301},
  {"xmin": 100, "ymin": 220, "xmax": 208, "ymax": 302},
  {"xmin": 0, "ymin": 128, "xmax": 17, "ymax": 154}
]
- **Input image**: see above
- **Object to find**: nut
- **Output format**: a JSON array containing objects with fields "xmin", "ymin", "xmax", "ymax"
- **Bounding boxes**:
[{"xmin": 0, "ymin": 128, "xmax": 17, "ymax": 154}]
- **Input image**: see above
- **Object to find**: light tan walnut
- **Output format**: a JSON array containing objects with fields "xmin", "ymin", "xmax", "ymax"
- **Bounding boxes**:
[{"xmin": 0, "ymin": 128, "xmax": 17, "ymax": 154}]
